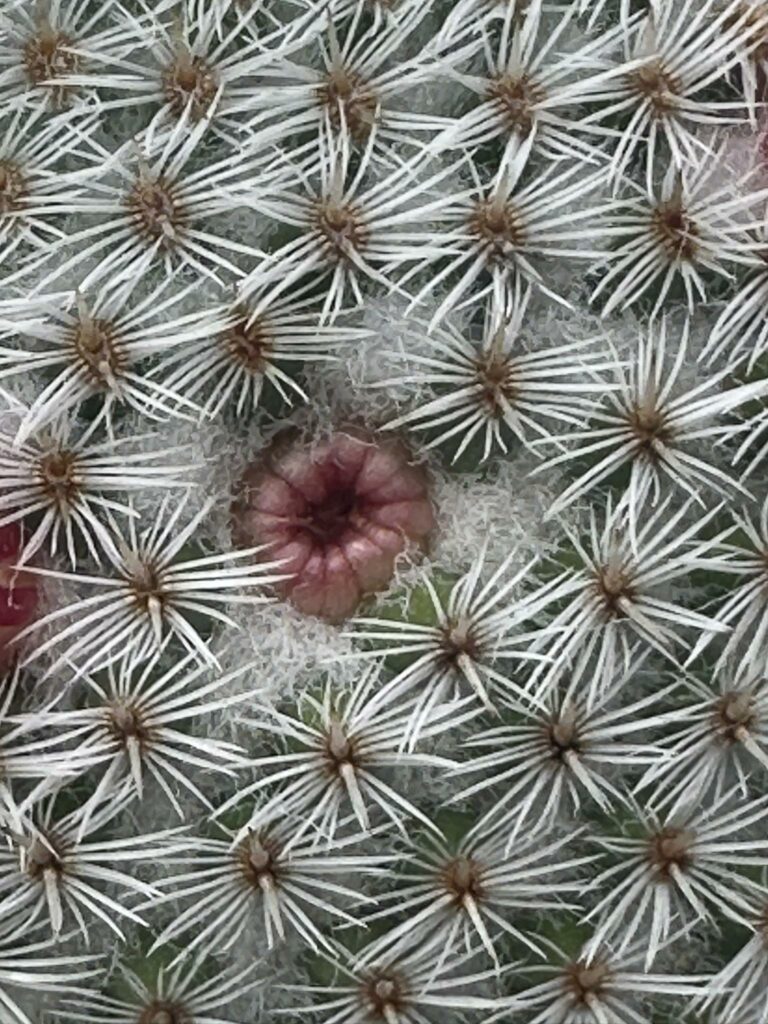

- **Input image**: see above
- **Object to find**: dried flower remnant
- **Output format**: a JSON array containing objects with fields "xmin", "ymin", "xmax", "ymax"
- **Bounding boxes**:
[{"xmin": 233, "ymin": 430, "xmax": 434, "ymax": 622}]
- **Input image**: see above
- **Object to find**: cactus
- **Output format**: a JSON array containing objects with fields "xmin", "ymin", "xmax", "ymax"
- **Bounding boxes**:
[{"xmin": 1, "ymin": 1, "xmax": 768, "ymax": 1022}]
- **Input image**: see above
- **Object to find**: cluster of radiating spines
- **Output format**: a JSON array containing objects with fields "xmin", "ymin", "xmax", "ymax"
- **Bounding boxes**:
[
  {"xmin": 1, "ymin": 0, "xmax": 768, "ymax": 514},
  {"xmin": 4, "ymin": 0, "xmax": 768, "ymax": 324},
  {"xmin": 3, "ymin": 537, "xmax": 768, "ymax": 1022},
  {"xmin": 3, "ymin": 0, "xmax": 768, "ymax": 1022}
]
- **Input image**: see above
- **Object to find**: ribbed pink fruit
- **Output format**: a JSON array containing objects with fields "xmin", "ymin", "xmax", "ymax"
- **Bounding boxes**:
[{"xmin": 233, "ymin": 430, "xmax": 435, "ymax": 622}]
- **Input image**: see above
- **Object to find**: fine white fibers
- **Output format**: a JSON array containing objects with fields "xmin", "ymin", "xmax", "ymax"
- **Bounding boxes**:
[{"xmin": 1, "ymin": 1, "xmax": 768, "ymax": 1021}]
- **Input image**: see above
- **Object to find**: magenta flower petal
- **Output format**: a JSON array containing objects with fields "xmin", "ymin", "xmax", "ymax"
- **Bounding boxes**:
[{"xmin": 0, "ymin": 523, "xmax": 39, "ymax": 666}]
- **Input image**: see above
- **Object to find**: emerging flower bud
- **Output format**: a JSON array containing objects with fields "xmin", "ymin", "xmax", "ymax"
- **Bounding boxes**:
[{"xmin": 232, "ymin": 429, "xmax": 434, "ymax": 622}]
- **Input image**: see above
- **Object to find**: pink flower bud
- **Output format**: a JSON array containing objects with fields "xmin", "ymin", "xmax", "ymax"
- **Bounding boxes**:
[{"xmin": 233, "ymin": 430, "xmax": 434, "ymax": 622}]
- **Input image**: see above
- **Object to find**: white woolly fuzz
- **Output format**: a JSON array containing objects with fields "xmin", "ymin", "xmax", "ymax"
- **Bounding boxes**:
[
  {"xmin": 0, "ymin": 2, "xmax": 767, "ymax": 1021},
  {"xmin": 429, "ymin": 454, "xmax": 561, "ymax": 574}
]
